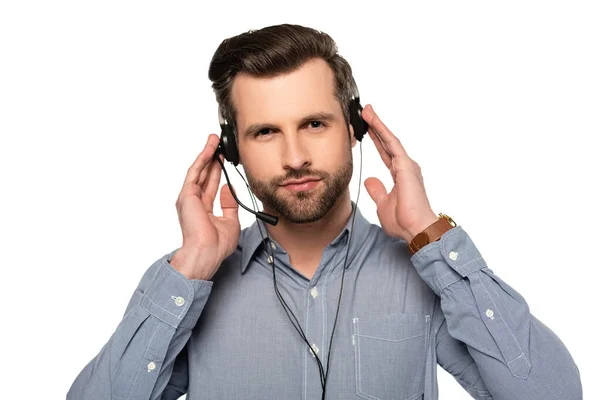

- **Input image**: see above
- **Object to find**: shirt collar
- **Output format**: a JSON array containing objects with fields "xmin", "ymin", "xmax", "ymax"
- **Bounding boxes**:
[{"xmin": 239, "ymin": 201, "xmax": 371, "ymax": 274}]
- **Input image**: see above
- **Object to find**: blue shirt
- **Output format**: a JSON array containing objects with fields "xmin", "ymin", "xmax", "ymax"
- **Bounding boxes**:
[{"xmin": 68, "ymin": 202, "xmax": 582, "ymax": 399}]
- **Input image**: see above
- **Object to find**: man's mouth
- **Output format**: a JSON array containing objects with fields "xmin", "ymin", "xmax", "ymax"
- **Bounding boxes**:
[{"xmin": 280, "ymin": 178, "xmax": 322, "ymax": 192}]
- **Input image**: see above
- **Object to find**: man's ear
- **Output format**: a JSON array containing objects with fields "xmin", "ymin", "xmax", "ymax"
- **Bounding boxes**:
[
  {"xmin": 233, "ymin": 132, "xmax": 243, "ymax": 166},
  {"xmin": 237, "ymin": 143, "xmax": 244, "ymax": 167},
  {"xmin": 348, "ymin": 123, "xmax": 357, "ymax": 148}
]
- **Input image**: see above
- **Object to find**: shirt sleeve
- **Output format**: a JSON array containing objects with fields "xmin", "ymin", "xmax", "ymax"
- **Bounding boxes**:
[
  {"xmin": 433, "ymin": 299, "xmax": 493, "ymax": 399},
  {"xmin": 67, "ymin": 248, "xmax": 213, "ymax": 400},
  {"xmin": 410, "ymin": 225, "xmax": 582, "ymax": 400}
]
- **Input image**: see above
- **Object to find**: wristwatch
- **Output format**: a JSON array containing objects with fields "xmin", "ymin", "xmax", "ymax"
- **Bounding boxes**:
[{"xmin": 408, "ymin": 213, "xmax": 457, "ymax": 255}]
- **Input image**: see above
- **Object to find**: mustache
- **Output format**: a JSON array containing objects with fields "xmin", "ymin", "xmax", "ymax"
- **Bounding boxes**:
[{"xmin": 272, "ymin": 169, "xmax": 329, "ymax": 186}]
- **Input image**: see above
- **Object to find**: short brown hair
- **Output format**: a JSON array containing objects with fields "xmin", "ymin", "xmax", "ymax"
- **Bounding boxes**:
[{"xmin": 208, "ymin": 24, "xmax": 355, "ymax": 140}]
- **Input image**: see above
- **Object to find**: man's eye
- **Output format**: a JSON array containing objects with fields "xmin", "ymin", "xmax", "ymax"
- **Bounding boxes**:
[
  {"xmin": 308, "ymin": 121, "xmax": 324, "ymax": 129},
  {"xmin": 256, "ymin": 128, "xmax": 272, "ymax": 136}
]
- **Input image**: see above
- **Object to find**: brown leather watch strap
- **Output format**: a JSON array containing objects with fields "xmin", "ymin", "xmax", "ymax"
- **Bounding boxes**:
[{"xmin": 408, "ymin": 213, "xmax": 456, "ymax": 255}]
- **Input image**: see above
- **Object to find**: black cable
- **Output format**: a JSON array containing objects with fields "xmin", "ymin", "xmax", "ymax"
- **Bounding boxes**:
[
  {"xmin": 221, "ymin": 139, "xmax": 364, "ymax": 399},
  {"xmin": 234, "ymin": 167, "xmax": 313, "ymax": 342},
  {"xmin": 232, "ymin": 166, "xmax": 327, "ymax": 388},
  {"xmin": 215, "ymin": 155, "xmax": 278, "ymax": 225},
  {"xmin": 322, "ymin": 140, "xmax": 363, "ymax": 399}
]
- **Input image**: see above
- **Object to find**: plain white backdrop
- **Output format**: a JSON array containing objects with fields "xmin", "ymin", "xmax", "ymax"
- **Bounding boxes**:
[{"xmin": 1, "ymin": 1, "xmax": 598, "ymax": 399}]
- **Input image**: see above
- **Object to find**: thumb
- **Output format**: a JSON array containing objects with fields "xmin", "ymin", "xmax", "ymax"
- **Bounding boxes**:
[
  {"xmin": 219, "ymin": 183, "xmax": 239, "ymax": 221},
  {"xmin": 364, "ymin": 177, "xmax": 388, "ymax": 207}
]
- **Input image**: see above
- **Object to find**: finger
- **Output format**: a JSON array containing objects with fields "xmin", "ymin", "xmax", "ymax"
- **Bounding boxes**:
[
  {"xmin": 362, "ymin": 104, "xmax": 408, "ymax": 158},
  {"xmin": 368, "ymin": 127, "xmax": 392, "ymax": 170},
  {"xmin": 197, "ymin": 153, "xmax": 215, "ymax": 187},
  {"xmin": 183, "ymin": 134, "xmax": 220, "ymax": 186},
  {"xmin": 364, "ymin": 177, "xmax": 388, "ymax": 207},
  {"xmin": 201, "ymin": 154, "xmax": 221, "ymax": 192},
  {"xmin": 185, "ymin": 134, "xmax": 213, "ymax": 185},
  {"xmin": 366, "ymin": 119, "xmax": 394, "ymax": 161},
  {"xmin": 202, "ymin": 156, "xmax": 223, "ymax": 211},
  {"xmin": 219, "ymin": 184, "xmax": 239, "ymax": 222}
]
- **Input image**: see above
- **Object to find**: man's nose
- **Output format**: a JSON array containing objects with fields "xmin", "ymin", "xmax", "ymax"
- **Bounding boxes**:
[{"xmin": 281, "ymin": 134, "xmax": 311, "ymax": 171}]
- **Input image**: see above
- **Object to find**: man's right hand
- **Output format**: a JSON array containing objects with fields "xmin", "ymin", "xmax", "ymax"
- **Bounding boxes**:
[{"xmin": 170, "ymin": 133, "xmax": 240, "ymax": 280}]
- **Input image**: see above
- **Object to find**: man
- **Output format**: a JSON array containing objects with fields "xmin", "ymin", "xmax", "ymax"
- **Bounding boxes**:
[{"xmin": 68, "ymin": 24, "xmax": 582, "ymax": 399}]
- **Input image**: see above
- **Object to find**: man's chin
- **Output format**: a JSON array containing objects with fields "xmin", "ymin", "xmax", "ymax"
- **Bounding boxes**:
[
  {"xmin": 269, "ymin": 196, "xmax": 333, "ymax": 224},
  {"xmin": 279, "ymin": 210, "xmax": 327, "ymax": 224}
]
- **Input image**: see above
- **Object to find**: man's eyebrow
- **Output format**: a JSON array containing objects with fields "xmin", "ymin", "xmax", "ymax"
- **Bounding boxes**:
[{"xmin": 242, "ymin": 112, "xmax": 338, "ymax": 138}]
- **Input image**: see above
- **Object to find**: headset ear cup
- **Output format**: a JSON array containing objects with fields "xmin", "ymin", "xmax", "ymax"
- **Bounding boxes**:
[
  {"xmin": 349, "ymin": 100, "xmax": 367, "ymax": 142},
  {"xmin": 220, "ymin": 124, "xmax": 240, "ymax": 166}
]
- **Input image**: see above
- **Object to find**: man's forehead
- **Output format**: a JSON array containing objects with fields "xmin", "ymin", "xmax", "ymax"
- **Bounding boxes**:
[{"xmin": 231, "ymin": 58, "xmax": 340, "ymax": 125}]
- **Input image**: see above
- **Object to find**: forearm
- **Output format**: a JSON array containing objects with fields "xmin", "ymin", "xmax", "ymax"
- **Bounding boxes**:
[
  {"xmin": 411, "ymin": 226, "xmax": 582, "ymax": 399},
  {"xmin": 68, "ymin": 250, "xmax": 213, "ymax": 400}
]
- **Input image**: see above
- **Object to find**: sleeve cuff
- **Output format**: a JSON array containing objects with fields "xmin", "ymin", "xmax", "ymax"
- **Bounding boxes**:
[
  {"xmin": 410, "ymin": 226, "xmax": 488, "ymax": 294},
  {"xmin": 140, "ymin": 250, "xmax": 213, "ymax": 329}
]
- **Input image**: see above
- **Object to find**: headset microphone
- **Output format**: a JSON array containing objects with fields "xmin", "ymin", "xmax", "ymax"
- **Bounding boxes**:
[{"xmin": 213, "ymin": 148, "xmax": 279, "ymax": 226}]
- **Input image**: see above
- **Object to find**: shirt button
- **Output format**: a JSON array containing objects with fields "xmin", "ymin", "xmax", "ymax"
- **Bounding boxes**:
[
  {"xmin": 310, "ymin": 344, "xmax": 319, "ymax": 357},
  {"xmin": 270, "ymin": 241, "xmax": 276, "ymax": 250},
  {"xmin": 147, "ymin": 361, "xmax": 156, "ymax": 372},
  {"xmin": 172, "ymin": 296, "xmax": 185, "ymax": 307},
  {"xmin": 486, "ymin": 309, "xmax": 495, "ymax": 319},
  {"xmin": 448, "ymin": 251, "xmax": 458, "ymax": 261},
  {"xmin": 310, "ymin": 287, "xmax": 318, "ymax": 298},
  {"xmin": 267, "ymin": 255, "xmax": 274, "ymax": 264}
]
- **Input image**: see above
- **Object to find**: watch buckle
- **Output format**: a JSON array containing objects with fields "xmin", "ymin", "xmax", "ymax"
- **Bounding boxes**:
[{"xmin": 438, "ymin": 213, "xmax": 456, "ymax": 227}]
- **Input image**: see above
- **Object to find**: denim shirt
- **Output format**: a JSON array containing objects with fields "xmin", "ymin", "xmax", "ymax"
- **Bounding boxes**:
[{"xmin": 68, "ymin": 202, "xmax": 582, "ymax": 399}]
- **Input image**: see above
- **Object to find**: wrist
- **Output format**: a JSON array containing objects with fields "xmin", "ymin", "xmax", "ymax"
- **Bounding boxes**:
[
  {"xmin": 170, "ymin": 247, "xmax": 217, "ymax": 281},
  {"xmin": 408, "ymin": 213, "xmax": 457, "ymax": 255},
  {"xmin": 407, "ymin": 213, "xmax": 439, "ymax": 242}
]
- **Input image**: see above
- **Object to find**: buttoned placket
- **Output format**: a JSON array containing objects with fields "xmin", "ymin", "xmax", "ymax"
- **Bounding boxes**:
[
  {"xmin": 265, "ymin": 234, "xmax": 349, "ymax": 399},
  {"xmin": 304, "ymin": 239, "xmax": 350, "ymax": 400},
  {"xmin": 304, "ymin": 263, "xmax": 325, "ymax": 400}
]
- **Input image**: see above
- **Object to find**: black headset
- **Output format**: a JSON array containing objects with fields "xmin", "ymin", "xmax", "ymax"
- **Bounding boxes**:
[{"xmin": 216, "ymin": 76, "xmax": 368, "ymax": 168}]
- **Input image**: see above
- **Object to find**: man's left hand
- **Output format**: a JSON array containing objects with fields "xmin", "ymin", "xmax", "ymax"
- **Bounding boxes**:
[{"xmin": 361, "ymin": 104, "xmax": 438, "ymax": 243}]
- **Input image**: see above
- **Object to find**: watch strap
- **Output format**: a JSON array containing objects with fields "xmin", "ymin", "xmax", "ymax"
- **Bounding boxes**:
[{"xmin": 408, "ymin": 213, "xmax": 456, "ymax": 255}]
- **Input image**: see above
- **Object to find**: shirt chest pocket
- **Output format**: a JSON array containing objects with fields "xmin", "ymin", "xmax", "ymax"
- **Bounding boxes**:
[{"xmin": 352, "ymin": 312, "xmax": 431, "ymax": 400}]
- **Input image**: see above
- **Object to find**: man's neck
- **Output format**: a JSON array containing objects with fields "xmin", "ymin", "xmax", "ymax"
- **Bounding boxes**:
[{"xmin": 264, "ymin": 191, "xmax": 353, "ymax": 278}]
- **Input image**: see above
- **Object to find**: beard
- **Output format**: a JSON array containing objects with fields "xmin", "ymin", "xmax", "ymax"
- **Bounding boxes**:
[{"xmin": 245, "ymin": 151, "xmax": 353, "ymax": 224}]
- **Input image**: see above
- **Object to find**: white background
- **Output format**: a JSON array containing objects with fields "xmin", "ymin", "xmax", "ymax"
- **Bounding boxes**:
[{"xmin": 1, "ymin": 1, "xmax": 598, "ymax": 399}]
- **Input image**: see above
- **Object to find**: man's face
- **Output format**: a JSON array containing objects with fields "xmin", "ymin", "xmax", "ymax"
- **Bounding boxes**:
[{"xmin": 231, "ymin": 58, "xmax": 356, "ymax": 224}]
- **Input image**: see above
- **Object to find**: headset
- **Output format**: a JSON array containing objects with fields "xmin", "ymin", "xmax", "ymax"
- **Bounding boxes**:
[{"xmin": 212, "ymin": 75, "xmax": 367, "ymax": 400}]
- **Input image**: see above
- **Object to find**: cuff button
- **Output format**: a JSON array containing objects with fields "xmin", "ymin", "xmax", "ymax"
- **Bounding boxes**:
[{"xmin": 172, "ymin": 296, "xmax": 185, "ymax": 307}]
